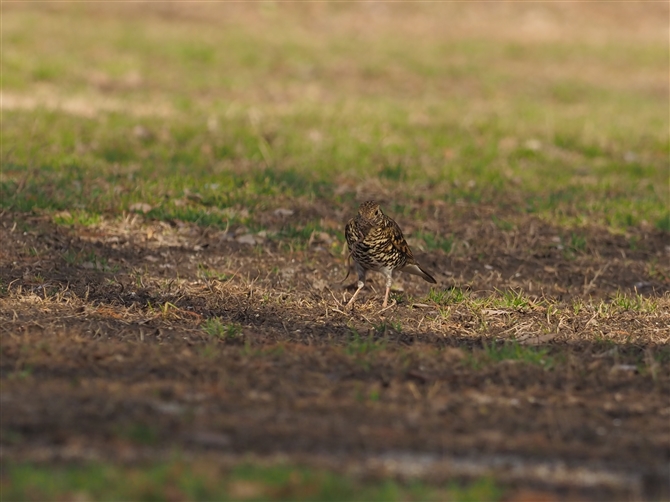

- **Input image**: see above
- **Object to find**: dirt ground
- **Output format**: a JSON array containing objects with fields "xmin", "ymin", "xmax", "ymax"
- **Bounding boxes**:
[{"xmin": 1, "ymin": 205, "xmax": 669, "ymax": 500}]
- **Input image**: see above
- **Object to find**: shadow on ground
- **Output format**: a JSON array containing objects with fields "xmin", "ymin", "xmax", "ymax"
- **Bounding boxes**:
[{"xmin": 1, "ymin": 212, "xmax": 669, "ymax": 500}]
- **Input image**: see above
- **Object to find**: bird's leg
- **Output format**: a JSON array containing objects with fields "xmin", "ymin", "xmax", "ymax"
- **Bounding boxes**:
[
  {"xmin": 382, "ymin": 288, "xmax": 390, "ymax": 309},
  {"xmin": 382, "ymin": 268, "xmax": 393, "ymax": 308},
  {"xmin": 345, "ymin": 264, "xmax": 366, "ymax": 308},
  {"xmin": 345, "ymin": 281, "xmax": 365, "ymax": 308}
]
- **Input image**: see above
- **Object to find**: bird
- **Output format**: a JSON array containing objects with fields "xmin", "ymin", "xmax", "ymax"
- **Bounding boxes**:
[{"xmin": 344, "ymin": 200, "xmax": 437, "ymax": 308}]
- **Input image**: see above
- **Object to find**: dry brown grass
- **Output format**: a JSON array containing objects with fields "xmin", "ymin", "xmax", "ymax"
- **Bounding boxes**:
[{"xmin": 2, "ymin": 208, "xmax": 669, "ymax": 498}]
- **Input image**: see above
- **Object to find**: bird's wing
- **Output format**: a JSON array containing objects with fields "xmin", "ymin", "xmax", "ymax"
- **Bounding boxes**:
[
  {"xmin": 345, "ymin": 217, "xmax": 362, "ymax": 250},
  {"xmin": 387, "ymin": 218, "xmax": 415, "ymax": 261}
]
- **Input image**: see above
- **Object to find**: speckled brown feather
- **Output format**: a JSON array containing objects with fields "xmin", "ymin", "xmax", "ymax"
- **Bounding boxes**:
[{"xmin": 345, "ymin": 201, "xmax": 436, "ymax": 283}]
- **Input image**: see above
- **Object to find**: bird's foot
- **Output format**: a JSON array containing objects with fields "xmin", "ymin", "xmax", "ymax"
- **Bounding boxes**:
[{"xmin": 377, "ymin": 299, "xmax": 397, "ymax": 314}]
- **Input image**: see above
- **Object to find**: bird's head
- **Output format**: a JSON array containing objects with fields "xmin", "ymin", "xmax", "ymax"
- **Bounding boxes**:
[{"xmin": 357, "ymin": 200, "xmax": 385, "ymax": 224}]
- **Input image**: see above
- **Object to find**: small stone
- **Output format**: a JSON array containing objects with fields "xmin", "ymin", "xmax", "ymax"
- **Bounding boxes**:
[
  {"xmin": 273, "ymin": 208, "xmax": 294, "ymax": 217},
  {"xmin": 312, "ymin": 279, "xmax": 328, "ymax": 291},
  {"xmin": 129, "ymin": 203, "xmax": 152, "ymax": 214},
  {"xmin": 236, "ymin": 234, "xmax": 256, "ymax": 245},
  {"xmin": 524, "ymin": 138, "xmax": 542, "ymax": 151}
]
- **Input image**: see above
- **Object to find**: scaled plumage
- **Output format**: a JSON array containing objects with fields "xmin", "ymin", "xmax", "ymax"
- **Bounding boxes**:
[{"xmin": 344, "ymin": 200, "xmax": 436, "ymax": 308}]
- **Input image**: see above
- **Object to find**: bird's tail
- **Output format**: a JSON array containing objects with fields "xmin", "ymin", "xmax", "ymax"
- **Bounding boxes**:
[
  {"xmin": 401, "ymin": 263, "xmax": 437, "ymax": 283},
  {"xmin": 338, "ymin": 252, "xmax": 353, "ymax": 283}
]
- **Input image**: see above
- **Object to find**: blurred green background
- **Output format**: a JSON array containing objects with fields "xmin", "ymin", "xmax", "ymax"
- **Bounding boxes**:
[{"xmin": 2, "ymin": 2, "xmax": 667, "ymax": 233}]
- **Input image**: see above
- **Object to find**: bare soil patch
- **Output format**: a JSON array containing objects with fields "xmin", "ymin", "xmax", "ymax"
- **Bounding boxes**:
[{"xmin": 1, "ymin": 210, "xmax": 669, "ymax": 500}]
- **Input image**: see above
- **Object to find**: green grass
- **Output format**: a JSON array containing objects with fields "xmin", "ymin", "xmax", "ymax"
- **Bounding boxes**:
[
  {"xmin": 2, "ymin": 102, "xmax": 666, "ymax": 231},
  {"xmin": 114, "ymin": 423, "xmax": 160, "ymax": 446},
  {"xmin": 427, "ymin": 287, "xmax": 468, "ymax": 305},
  {"xmin": 431, "ymin": 289, "xmax": 534, "ymax": 312},
  {"xmin": 1, "ymin": 5, "xmax": 667, "ymax": 234},
  {"xmin": 415, "ymin": 231, "xmax": 454, "ymax": 253},
  {"xmin": 568, "ymin": 232, "xmax": 588, "ymax": 253},
  {"xmin": 491, "ymin": 215, "xmax": 515, "ymax": 231},
  {"xmin": 656, "ymin": 211, "xmax": 670, "ymax": 232},
  {"xmin": 52, "ymin": 209, "xmax": 102, "ymax": 227},
  {"xmin": 610, "ymin": 290, "xmax": 659, "ymax": 313},
  {"xmin": 465, "ymin": 342, "xmax": 555, "ymax": 370},
  {"xmin": 203, "ymin": 318, "xmax": 243, "ymax": 340},
  {"xmin": 345, "ymin": 327, "xmax": 388, "ymax": 356},
  {"xmin": 197, "ymin": 264, "xmax": 231, "ymax": 281},
  {"xmin": 490, "ymin": 289, "xmax": 532, "ymax": 310},
  {"xmin": 1, "ymin": 461, "xmax": 504, "ymax": 502},
  {"xmin": 567, "ymin": 292, "xmax": 663, "ymax": 318}
]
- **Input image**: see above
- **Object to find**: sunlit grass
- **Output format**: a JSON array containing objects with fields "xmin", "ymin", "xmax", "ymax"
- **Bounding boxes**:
[{"xmin": 1, "ymin": 5, "xmax": 667, "ymax": 235}]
